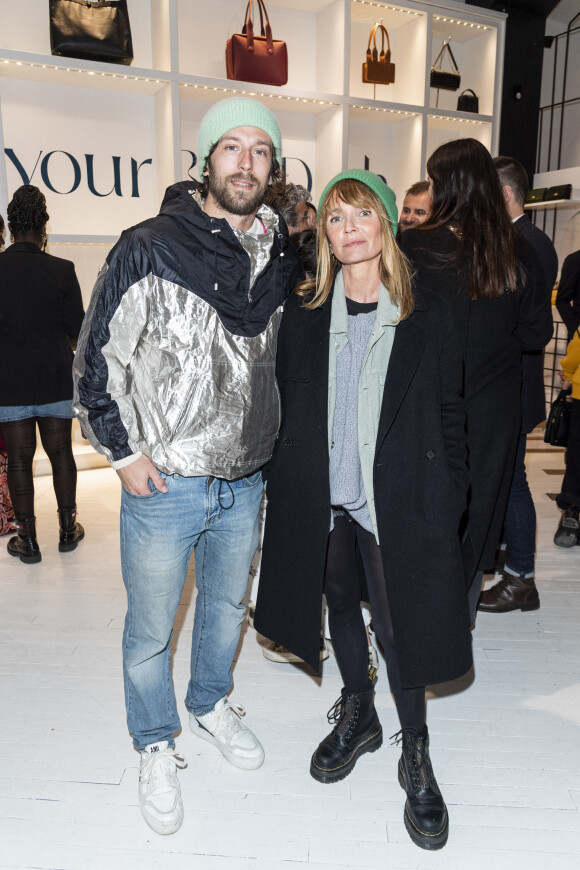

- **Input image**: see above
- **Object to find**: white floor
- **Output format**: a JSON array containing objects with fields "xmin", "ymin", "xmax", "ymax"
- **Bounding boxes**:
[{"xmin": 1, "ymin": 439, "xmax": 579, "ymax": 870}]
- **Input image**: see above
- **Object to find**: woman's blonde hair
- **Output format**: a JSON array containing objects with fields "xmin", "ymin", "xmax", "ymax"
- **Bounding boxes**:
[{"xmin": 296, "ymin": 179, "xmax": 414, "ymax": 322}]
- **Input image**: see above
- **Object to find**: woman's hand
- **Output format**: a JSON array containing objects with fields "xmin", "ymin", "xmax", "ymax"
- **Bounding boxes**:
[{"xmin": 559, "ymin": 369, "xmax": 572, "ymax": 391}]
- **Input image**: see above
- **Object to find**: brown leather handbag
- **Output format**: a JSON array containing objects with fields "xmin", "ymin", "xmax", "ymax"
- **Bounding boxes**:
[
  {"xmin": 362, "ymin": 23, "xmax": 395, "ymax": 86},
  {"xmin": 226, "ymin": 0, "xmax": 288, "ymax": 87}
]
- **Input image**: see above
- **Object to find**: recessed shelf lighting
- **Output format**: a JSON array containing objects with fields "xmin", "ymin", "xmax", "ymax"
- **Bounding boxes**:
[
  {"xmin": 352, "ymin": 0, "xmax": 421, "ymax": 14},
  {"xmin": 433, "ymin": 15, "xmax": 489, "ymax": 30}
]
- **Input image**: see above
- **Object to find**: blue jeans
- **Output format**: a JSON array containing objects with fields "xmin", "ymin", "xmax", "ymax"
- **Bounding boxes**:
[
  {"xmin": 120, "ymin": 471, "xmax": 262, "ymax": 750},
  {"xmin": 503, "ymin": 434, "xmax": 536, "ymax": 577}
]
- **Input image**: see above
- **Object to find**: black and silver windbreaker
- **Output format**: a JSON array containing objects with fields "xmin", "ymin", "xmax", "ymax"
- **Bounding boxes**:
[{"xmin": 73, "ymin": 181, "xmax": 303, "ymax": 480}]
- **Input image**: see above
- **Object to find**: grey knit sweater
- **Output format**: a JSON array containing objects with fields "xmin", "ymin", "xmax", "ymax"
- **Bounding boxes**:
[{"xmin": 329, "ymin": 299, "xmax": 377, "ymax": 532}]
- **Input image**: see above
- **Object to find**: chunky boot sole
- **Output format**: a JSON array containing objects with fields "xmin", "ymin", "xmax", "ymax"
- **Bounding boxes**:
[
  {"xmin": 7, "ymin": 541, "xmax": 42, "ymax": 564},
  {"xmin": 59, "ymin": 529, "xmax": 85, "ymax": 553},
  {"xmin": 398, "ymin": 763, "xmax": 449, "ymax": 850},
  {"xmin": 310, "ymin": 725, "xmax": 383, "ymax": 784},
  {"xmin": 554, "ymin": 528, "xmax": 578, "ymax": 548}
]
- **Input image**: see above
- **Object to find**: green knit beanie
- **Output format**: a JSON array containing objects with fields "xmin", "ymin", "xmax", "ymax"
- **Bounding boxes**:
[
  {"xmin": 319, "ymin": 169, "xmax": 398, "ymax": 230},
  {"xmin": 197, "ymin": 97, "xmax": 282, "ymax": 176}
]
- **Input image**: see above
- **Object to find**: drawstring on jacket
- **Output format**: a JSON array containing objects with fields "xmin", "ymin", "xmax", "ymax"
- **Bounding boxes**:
[{"xmin": 211, "ymin": 226, "xmax": 221, "ymax": 292}]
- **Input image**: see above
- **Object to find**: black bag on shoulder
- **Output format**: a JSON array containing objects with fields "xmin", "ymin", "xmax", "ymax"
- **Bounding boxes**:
[
  {"xmin": 544, "ymin": 389, "xmax": 572, "ymax": 447},
  {"xmin": 49, "ymin": 0, "xmax": 134, "ymax": 65}
]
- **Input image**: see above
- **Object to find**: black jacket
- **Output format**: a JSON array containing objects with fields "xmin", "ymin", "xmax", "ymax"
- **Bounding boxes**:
[
  {"xmin": 0, "ymin": 243, "xmax": 84, "ymax": 406},
  {"xmin": 556, "ymin": 249, "xmax": 580, "ymax": 341},
  {"xmin": 515, "ymin": 213, "xmax": 558, "ymax": 432}
]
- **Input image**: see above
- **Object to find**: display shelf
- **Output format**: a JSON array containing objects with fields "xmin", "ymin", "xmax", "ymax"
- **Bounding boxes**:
[
  {"xmin": 525, "ymin": 199, "xmax": 580, "ymax": 210},
  {"xmin": 179, "ymin": 78, "xmax": 339, "ymax": 114},
  {"xmin": 0, "ymin": 50, "xmax": 169, "ymax": 95}
]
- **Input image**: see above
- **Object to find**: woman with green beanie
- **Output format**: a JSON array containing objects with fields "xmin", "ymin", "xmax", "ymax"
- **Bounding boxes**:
[{"xmin": 255, "ymin": 168, "xmax": 472, "ymax": 851}]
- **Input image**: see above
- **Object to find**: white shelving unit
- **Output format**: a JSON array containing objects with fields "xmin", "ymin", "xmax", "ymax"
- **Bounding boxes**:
[{"xmin": 1, "ymin": 0, "xmax": 506, "ymax": 246}]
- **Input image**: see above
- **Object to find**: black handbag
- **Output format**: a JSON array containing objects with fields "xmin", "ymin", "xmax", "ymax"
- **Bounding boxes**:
[
  {"xmin": 544, "ymin": 389, "xmax": 572, "ymax": 447},
  {"xmin": 430, "ymin": 41, "xmax": 460, "ymax": 91},
  {"xmin": 525, "ymin": 187, "xmax": 547, "ymax": 204},
  {"xmin": 457, "ymin": 89, "xmax": 478, "ymax": 113},
  {"xmin": 49, "ymin": 0, "xmax": 134, "ymax": 66},
  {"xmin": 545, "ymin": 184, "xmax": 572, "ymax": 202}
]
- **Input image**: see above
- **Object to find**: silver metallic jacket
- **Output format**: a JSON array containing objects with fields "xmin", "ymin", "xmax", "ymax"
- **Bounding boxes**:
[{"xmin": 73, "ymin": 182, "xmax": 303, "ymax": 480}]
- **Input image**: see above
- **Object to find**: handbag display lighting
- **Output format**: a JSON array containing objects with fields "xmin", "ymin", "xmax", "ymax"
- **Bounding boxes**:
[
  {"xmin": 49, "ymin": 0, "xmax": 133, "ymax": 66},
  {"xmin": 226, "ymin": 0, "xmax": 288, "ymax": 87},
  {"xmin": 430, "ymin": 41, "xmax": 460, "ymax": 91},
  {"xmin": 545, "ymin": 184, "xmax": 573, "ymax": 201},
  {"xmin": 544, "ymin": 389, "xmax": 572, "ymax": 447},
  {"xmin": 362, "ymin": 23, "xmax": 395, "ymax": 86},
  {"xmin": 457, "ymin": 88, "xmax": 479, "ymax": 113}
]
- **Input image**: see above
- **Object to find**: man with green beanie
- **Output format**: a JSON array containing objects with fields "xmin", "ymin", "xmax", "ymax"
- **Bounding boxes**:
[{"xmin": 74, "ymin": 97, "xmax": 302, "ymax": 836}]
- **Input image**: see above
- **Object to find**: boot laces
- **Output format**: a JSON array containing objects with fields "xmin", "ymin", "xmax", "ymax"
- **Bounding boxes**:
[{"xmin": 327, "ymin": 692, "xmax": 359, "ymax": 737}]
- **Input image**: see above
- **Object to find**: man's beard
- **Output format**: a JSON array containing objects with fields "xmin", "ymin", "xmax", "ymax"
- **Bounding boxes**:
[{"xmin": 207, "ymin": 167, "xmax": 269, "ymax": 216}]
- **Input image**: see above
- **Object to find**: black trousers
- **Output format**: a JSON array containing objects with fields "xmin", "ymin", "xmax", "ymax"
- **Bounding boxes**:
[
  {"xmin": 324, "ymin": 514, "xmax": 426, "ymax": 731},
  {"xmin": 556, "ymin": 398, "xmax": 580, "ymax": 512}
]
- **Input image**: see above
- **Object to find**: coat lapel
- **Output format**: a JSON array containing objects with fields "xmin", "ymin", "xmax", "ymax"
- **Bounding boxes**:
[
  {"xmin": 304, "ymin": 300, "xmax": 332, "ymax": 450},
  {"xmin": 376, "ymin": 314, "xmax": 427, "ymax": 451}
]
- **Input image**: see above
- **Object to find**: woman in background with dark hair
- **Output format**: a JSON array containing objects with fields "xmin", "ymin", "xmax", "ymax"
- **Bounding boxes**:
[
  {"xmin": 399, "ymin": 139, "xmax": 553, "ymax": 616},
  {"xmin": 0, "ymin": 185, "xmax": 85, "ymax": 563}
]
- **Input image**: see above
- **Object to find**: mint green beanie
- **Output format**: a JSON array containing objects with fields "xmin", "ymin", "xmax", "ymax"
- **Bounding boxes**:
[
  {"xmin": 197, "ymin": 97, "xmax": 282, "ymax": 176},
  {"xmin": 319, "ymin": 169, "xmax": 398, "ymax": 230}
]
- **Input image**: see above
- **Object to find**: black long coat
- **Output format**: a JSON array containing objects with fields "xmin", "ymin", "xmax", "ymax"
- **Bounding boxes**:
[
  {"xmin": 255, "ymin": 285, "xmax": 473, "ymax": 687},
  {"xmin": 400, "ymin": 227, "xmax": 554, "ymax": 581}
]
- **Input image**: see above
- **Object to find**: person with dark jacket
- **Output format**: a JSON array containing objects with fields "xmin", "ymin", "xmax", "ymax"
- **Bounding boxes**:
[
  {"xmin": 477, "ymin": 157, "xmax": 557, "ymax": 613},
  {"xmin": 0, "ymin": 185, "xmax": 85, "ymax": 563},
  {"xmin": 74, "ymin": 98, "xmax": 302, "ymax": 837},
  {"xmin": 256, "ymin": 169, "xmax": 472, "ymax": 852},
  {"xmin": 556, "ymin": 249, "xmax": 580, "ymax": 341},
  {"xmin": 400, "ymin": 141, "xmax": 554, "ymax": 625}
]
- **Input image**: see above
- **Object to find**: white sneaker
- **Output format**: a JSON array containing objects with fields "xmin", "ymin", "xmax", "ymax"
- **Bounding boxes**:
[
  {"xmin": 262, "ymin": 636, "xmax": 329, "ymax": 663},
  {"xmin": 139, "ymin": 741, "xmax": 187, "ymax": 835},
  {"xmin": 189, "ymin": 697, "xmax": 264, "ymax": 770}
]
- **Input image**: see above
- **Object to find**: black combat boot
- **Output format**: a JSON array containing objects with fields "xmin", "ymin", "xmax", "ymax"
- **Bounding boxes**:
[
  {"xmin": 7, "ymin": 516, "xmax": 41, "ymax": 564},
  {"xmin": 58, "ymin": 506, "xmax": 85, "ymax": 552},
  {"xmin": 397, "ymin": 726, "xmax": 448, "ymax": 850},
  {"xmin": 310, "ymin": 686, "xmax": 382, "ymax": 783}
]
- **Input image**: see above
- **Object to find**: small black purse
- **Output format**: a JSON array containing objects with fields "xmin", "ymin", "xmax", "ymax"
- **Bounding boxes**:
[
  {"xmin": 544, "ymin": 389, "xmax": 572, "ymax": 447},
  {"xmin": 430, "ymin": 41, "xmax": 460, "ymax": 92},
  {"xmin": 457, "ymin": 89, "xmax": 479, "ymax": 113},
  {"xmin": 49, "ymin": 0, "xmax": 134, "ymax": 66}
]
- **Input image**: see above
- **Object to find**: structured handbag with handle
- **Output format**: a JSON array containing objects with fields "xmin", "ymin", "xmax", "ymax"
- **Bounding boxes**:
[
  {"xmin": 544, "ymin": 389, "xmax": 572, "ymax": 447},
  {"xmin": 362, "ymin": 23, "xmax": 395, "ymax": 85},
  {"xmin": 226, "ymin": 0, "xmax": 288, "ymax": 87},
  {"xmin": 49, "ymin": 0, "xmax": 133, "ymax": 65},
  {"xmin": 430, "ymin": 41, "xmax": 460, "ymax": 91},
  {"xmin": 457, "ymin": 88, "xmax": 479, "ymax": 113}
]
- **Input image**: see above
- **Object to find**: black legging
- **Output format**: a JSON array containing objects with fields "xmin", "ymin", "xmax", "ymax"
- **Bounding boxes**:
[
  {"xmin": 324, "ymin": 514, "xmax": 426, "ymax": 732},
  {"xmin": 1, "ymin": 417, "xmax": 77, "ymax": 517}
]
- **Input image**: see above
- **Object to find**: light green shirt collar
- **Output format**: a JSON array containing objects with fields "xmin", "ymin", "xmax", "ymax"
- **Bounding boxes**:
[{"xmin": 329, "ymin": 269, "xmax": 400, "ymax": 334}]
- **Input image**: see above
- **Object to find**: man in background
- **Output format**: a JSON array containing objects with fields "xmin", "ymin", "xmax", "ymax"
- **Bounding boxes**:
[
  {"xmin": 398, "ymin": 180, "xmax": 431, "ymax": 233},
  {"xmin": 478, "ymin": 156, "xmax": 557, "ymax": 615}
]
